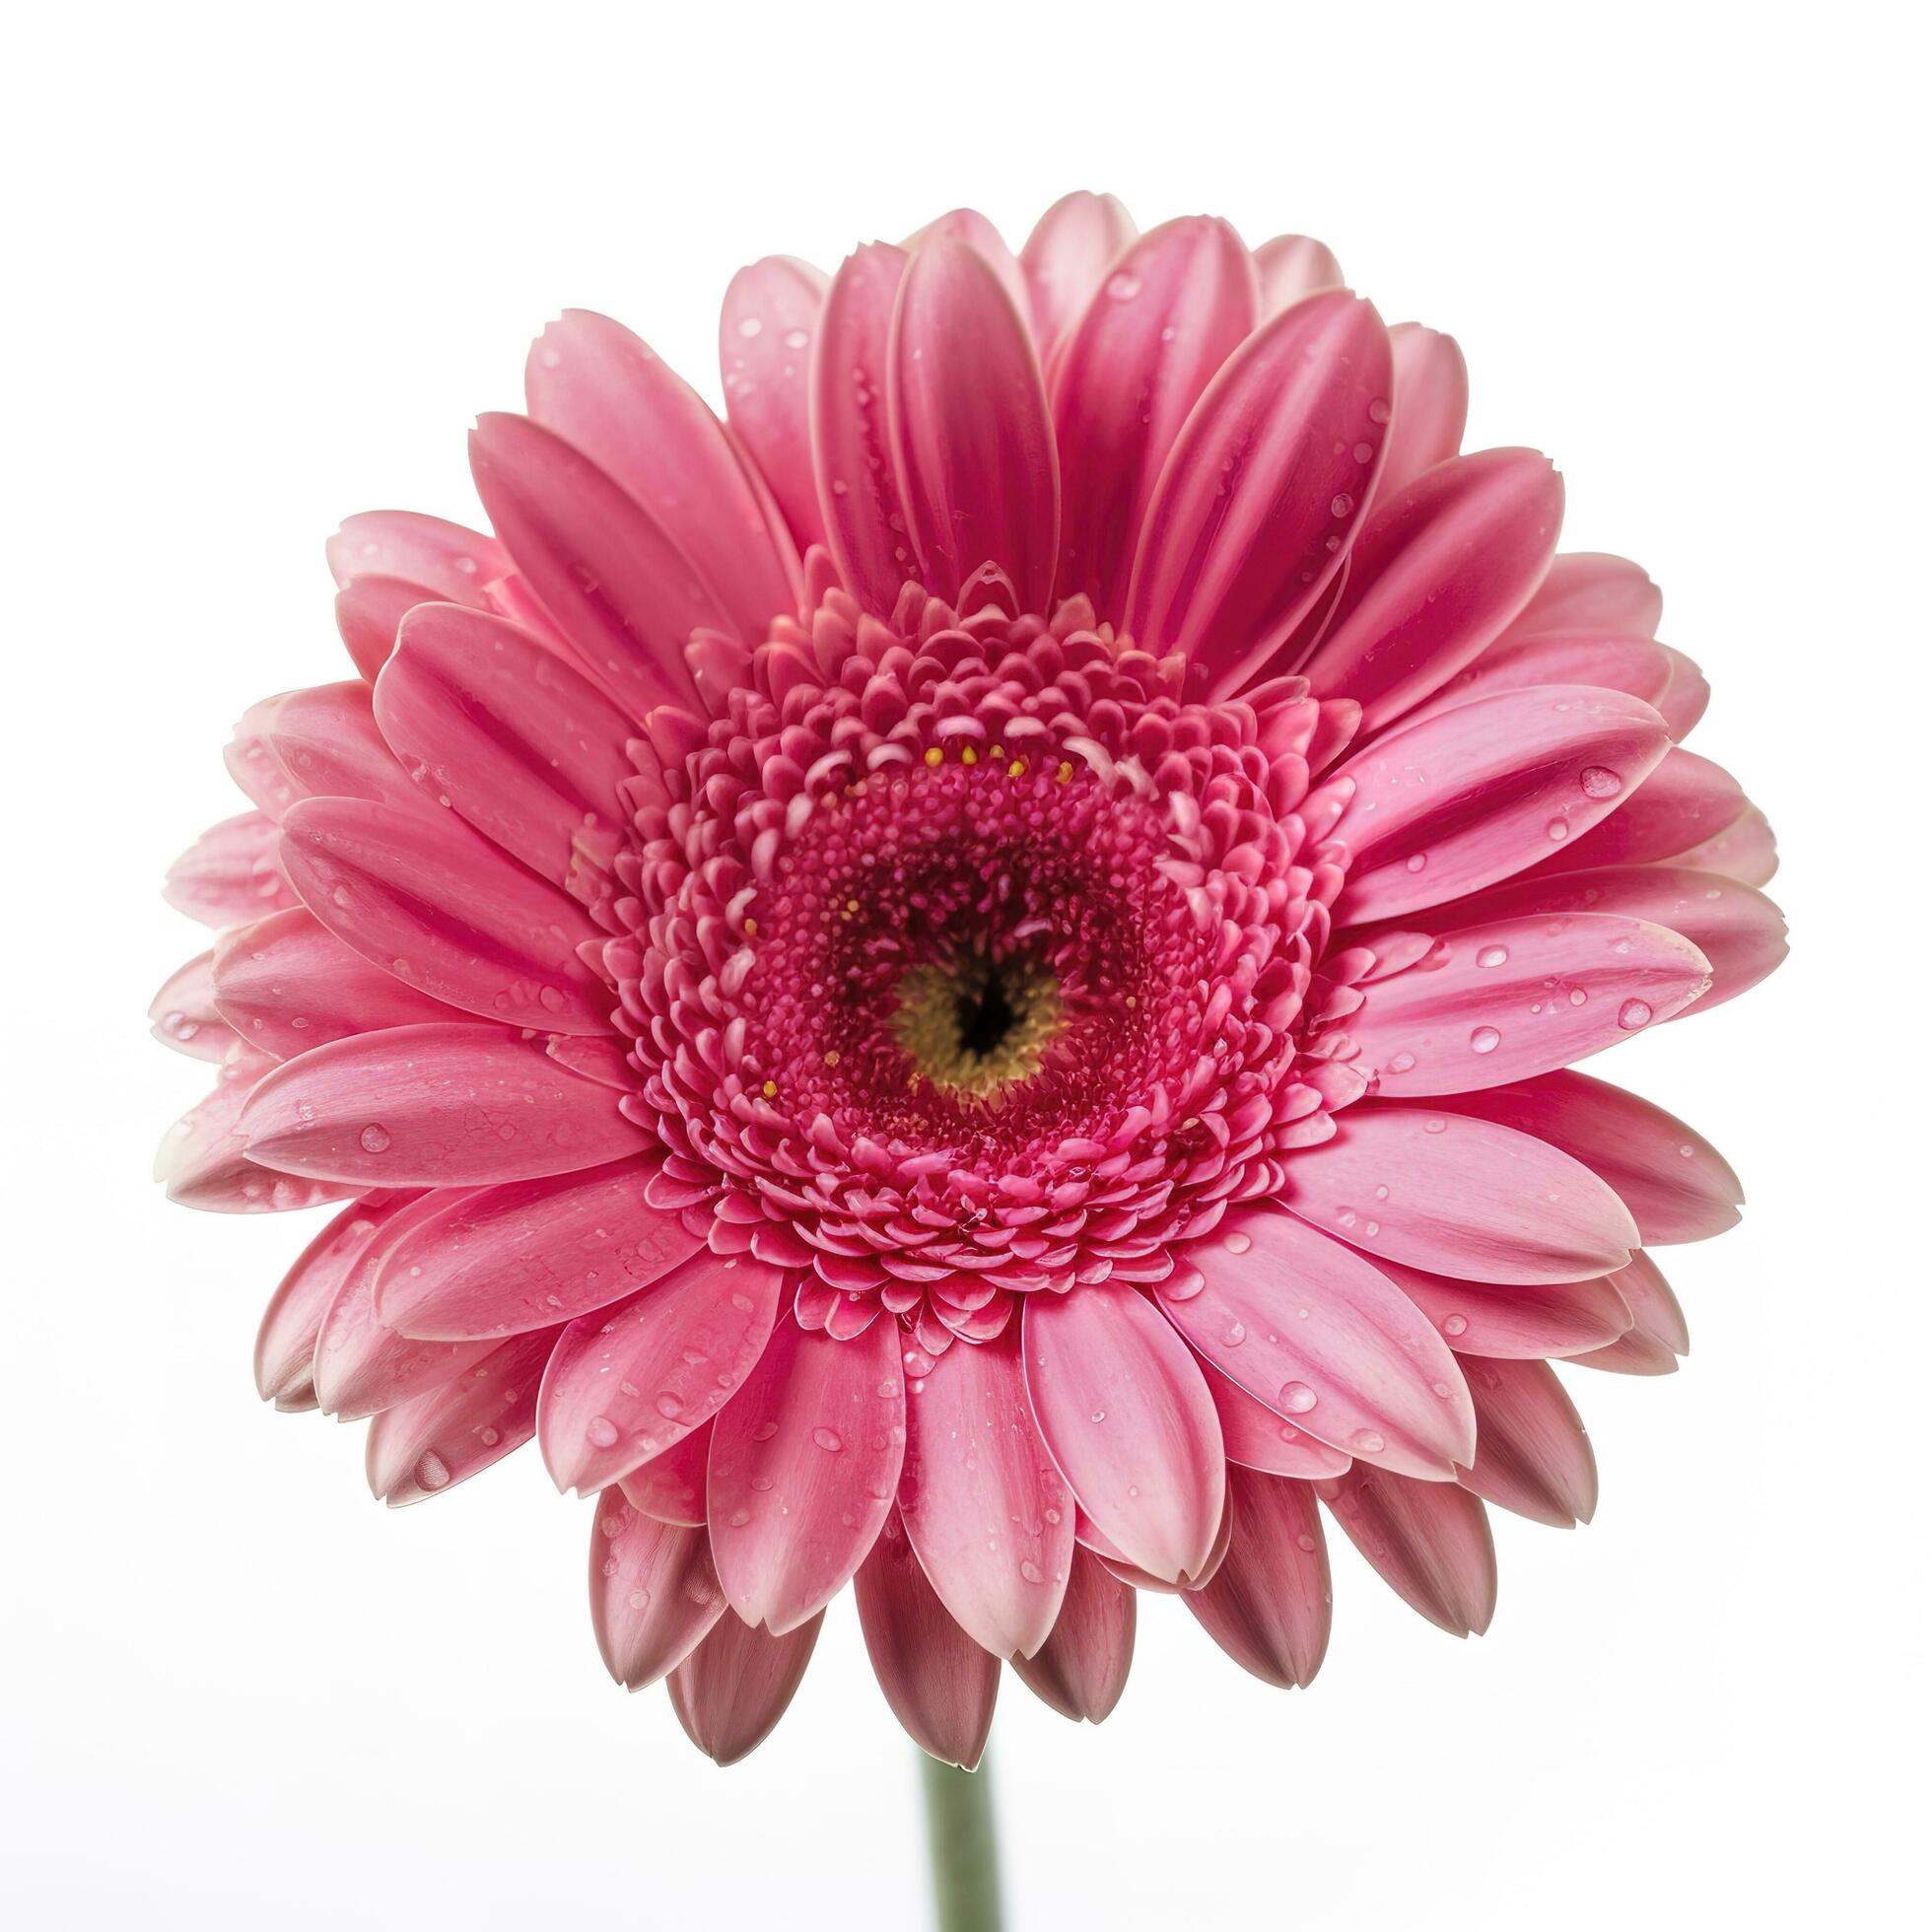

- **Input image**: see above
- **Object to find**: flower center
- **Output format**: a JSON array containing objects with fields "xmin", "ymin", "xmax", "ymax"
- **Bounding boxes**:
[{"xmin": 890, "ymin": 952, "xmax": 1064, "ymax": 1101}]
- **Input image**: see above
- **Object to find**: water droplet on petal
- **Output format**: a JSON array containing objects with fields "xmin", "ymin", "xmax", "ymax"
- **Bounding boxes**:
[
  {"xmin": 1469, "ymin": 1025, "xmax": 1501, "ymax": 1054},
  {"xmin": 1279, "ymin": 1382, "xmax": 1317, "ymax": 1414},
  {"xmin": 359, "ymin": 1124, "xmax": 391, "ymax": 1153},
  {"xmin": 1618, "ymin": 999, "xmax": 1654, "ymax": 1030},
  {"xmin": 1579, "ymin": 765, "xmax": 1623, "ymax": 799}
]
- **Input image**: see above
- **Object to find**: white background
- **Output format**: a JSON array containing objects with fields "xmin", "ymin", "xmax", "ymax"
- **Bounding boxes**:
[{"xmin": 3, "ymin": 4, "xmax": 1923, "ymax": 1927}]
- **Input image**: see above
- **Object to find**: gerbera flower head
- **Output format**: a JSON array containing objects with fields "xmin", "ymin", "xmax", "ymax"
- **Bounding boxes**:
[{"xmin": 153, "ymin": 194, "xmax": 1786, "ymax": 1767}]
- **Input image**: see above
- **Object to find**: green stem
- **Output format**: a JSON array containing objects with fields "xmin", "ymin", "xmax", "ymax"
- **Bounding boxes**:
[{"xmin": 919, "ymin": 1750, "xmax": 1003, "ymax": 1932}]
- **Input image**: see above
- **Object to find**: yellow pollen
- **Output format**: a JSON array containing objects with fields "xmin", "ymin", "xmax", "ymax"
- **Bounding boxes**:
[
  {"xmin": 924, "ymin": 745, "xmax": 944, "ymax": 768},
  {"xmin": 823, "ymin": 1050, "xmax": 841, "ymax": 1068},
  {"xmin": 742, "ymin": 918, "xmax": 758, "ymax": 938},
  {"xmin": 989, "ymin": 745, "xmax": 1004, "ymax": 761},
  {"xmin": 761, "ymin": 1080, "xmax": 778, "ymax": 1099},
  {"xmin": 960, "ymin": 743, "xmax": 978, "ymax": 766},
  {"xmin": 1007, "ymin": 758, "xmax": 1026, "ymax": 778},
  {"xmin": 1056, "ymin": 761, "xmax": 1073, "ymax": 784}
]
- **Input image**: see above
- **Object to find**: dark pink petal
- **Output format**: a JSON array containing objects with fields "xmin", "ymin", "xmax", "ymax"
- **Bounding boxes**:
[
  {"xmin": 1455, "ymin": 1357, "xmax": 1598, "ymax": 1528},
  {"xmin": 1331, "ymin": 685, "xmax": 1673, "ymax": 923},
  {"xmin": 708, "ymin": 1316, "xmax": 905, "ymax": 1633},
  {"xmin": 1499, "ymin": 552, "xmax": 1662, "ymax": 641},
  {"xmin": 1009, "ymin": 1546, "xmax": 1135, "ymax": 1723},
  {"xmin": 164, "ymin": 811, "xmax": 297, "ymax": 927},
  {"xmin": 900, "ymin": 1327, "xmax": 1073, "ymax": 1659},
  {"xmin": 1516, "ymin": 745, "xmax": 1744, "ymax": 879},
  {"xmin": 334, "ymin": 576, "xmax": 430, "ymax": 681},
  {"xmin": 155, "ymin": 1048, "xmax": 348, "ymax": 1214},
  {"xmin": 1206, "ymin": 1368, "xmax": 1352, "ymax": 1479},
  {"xmin": 1299, "ymin": 449, "xmax": 1564, "ymax": 728},
  {"xmin": 375, "ymin": 1159, "xmax": 700, "ymax": 1341},
  {"xmin": 888, "ymin": 237, "xmax": 1058, "ymax": 610},
  {"xmin": 1422, "ymin": 1070, "xmax": 1742, "ymax": 1245},
  {"xmin": 666, "ymin": 1608, "xmax": 823, "ymax": 1764},
  {"xmin": 327, "ymin": 511, "xmax": 507, "ymax": 606},
  {"xmin": 1252, "ymin": 234, "xmax": 1343, "ymax": 315},
  {"xmin": 1369, "ymin": 1256, "xmax": 1634, "ymax": 1361},
  {"xmin": 1318, "ymin": 1465, "xmax": 1496, "ymax": 1635},
  {"xmin": 375, "ymin": 603, "xmax": 637, "ymax": 885},
  {"xmin": 1125, "ymin": 290, "xmax": 1392, "ymax": 697},
  {"xmin": 720, "ymin": 255, "xmax": 830, "ymax": 551},
  {"xmin": 1051, "ymin": 217, "xmax": 1259, "ymax": 621},
  {"xmin": 1184, "ymin": 1468, "xmax": 1331, "ymax": 1687},
  {"xmin": 1348, "ymin": 911, "xmax": 1712, "ymax": 1096},
  {"xmin": 240, "ymin": 1022, "xmax": 650, "ymax": 1186},
  {"xmin": 588, "ymin": 1493, "xmax": 727, "ymax": 1690},
  {"xmin": 279, "ymin": 796, "xmax": 607, "ymax": 1036},
  {"xmin": 468, "ymin": 411, "xmax": 716, "ymax": 712},
  {"xmin": 149, "ymin": 950, "xmax": 235, "ymax": 1062},
  {"xmin": 1022, "ymin": 1285, "xmax": 1224, "ymax": 1585},
  {"xmin": 1378, "ymin": 323, "xmax": 1469, "ymax": 497},
  {"xmin": 1408, "ymin": 631, "xmax": 1709, "ymax": 740},
  {"xmin": 855, "ymin": 1517, "xmax": 1000, "ymax": 1768},
  {"xmin": 1019, "ymin": 189, "xmax": 1137, "ymax": 363},
  {"xmin": 1164, "ymin": 1208, "xmax": 1474, "ymax": 1479},
  {"xmin": 811, "ymin": 243, "xmax": 914, "ymax": 615},
  {"xmin": 527, "ymin": 309, "xmax": 796, "ymax": 641},
  {"xmin": 255, "ymin": 681, "xmax": 440, "ymax": 820},
  {"xmin": 537, "ymin": 1250, "xmax": 784, "ymax": 1495},
  {"xmin": 1570, "ymin": 1252, "xmax": 1688, "ymax": 1375},
  {"xmin": 366, "ymin": 1328, "xmax": 554, "ymax": 1504},
  {"xmin": 902, "ymin": 206, "xmax": 1029, "ymax": 319},
  {"xmin": 1285, "ymin": 1103, "xmax": 1639, "ymax": 1283},
  {"xmin": 211, "ymin": 907, "xmax": 460, "ymax": 1060},
  {"xmin": 620, "ymin": 1421, "xmax": 712, "ymax": 1526}
]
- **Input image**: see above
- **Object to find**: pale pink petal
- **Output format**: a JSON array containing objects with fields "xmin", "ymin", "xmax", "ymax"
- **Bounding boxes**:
[
  {"xmin": 1092, "ymin": 1487, "xmax": 1233, "ymax": 1596},
  {"xmin": 527, "ymin": 309, "xmax": 797, "ymax": 640},
  {"xmin": 720, "ymin": 255, "xmax": 830, "ymax": 551},
  {"xmin": 239, "ymin": 1022, "xmax": 651, "ymax": 1186},
  {"xmin": 1347, "ymin": 911, "xmax": 1712, "ymax": 1095},
  {"xmin": 1205, "ymin": 1367, "xmax": 1352, "ymax": 1479},
  {"xmin": 1498, "ymin": 551, "xmax": 1662, "ymax": 641},
  {"xmin": 366, "ymin": 1328, "xmax": 554, "ymax": 1504},
  {"xmin": 374, "ymin": 1159, "xmax": 700, "ymax": 1340},
  {"xmin": 1378, "ymin": 323, "xmax": 1469, "ymax": 497},
  {"xmin": 588, "ymin": 1492, "xmax": 727, "ymax": 1690},
  {"xmin": 620, "ymin": 1421, "xmax": 712, "ymax": 1526},
  {"xmin": 334, "ymin": 576, "xmax": 431, "ymax": 682},
  {"xmin": 1661, "ymin": 802, "xmax": 1778, "ymax": 887},
  {"xmin": 327, "ymin": 511, "xmax": 507, "ymax": 606},
  {"xmin": 1163, "ymin": 1208, "xmax": 1475, "ymax": 1478},
  {"xmin": 1517, "ymin": 746, "xmax": 1748, "ymax": 879},
  {"xmin": 1455, "ymin": 1357, "xmax": 1598, "ymax": 1528},
  {"xmin": 1571, "ymin": 1251, "xmax": 1688, "ymax": 1375},
  {"xmin": 900, "ymin": 1327, "xmax": 1073, "ymax": 1659},
  {"xmin": 708, "ymin": 1316, "xmax": 904, "ymax": 1633},
  {"xmin": 1252, "ymin": 234, "xmax": 1343, "ymax": 315},
  {"xmin": 902, "ymin": 206, "xmax": 1030, "ymax": 321},
  {"xmin": 1317, "ymin": 1465, "xmax": 1497, "ymax": 1635},
  {"xmin": 279, "ymin": 796, "xmax": 608, "ymax": 1035},
  {"xmin": 537, "ymin": 1250, "xmax": 784, "ymax": 1495},
  {"xmin": 155, "ymin": 1048, "xmax": 350, "ymax": 1214},
  {"xmin": 1125, "ymin": 290, "xmax": 1392, "ymax": 697},
  {"xmin": 1184, "ymin": 1468, "xmax": 1331, "ymax": 1687},
  {"xmin": 888, "ymin": 237, "xmax": 1058, "ymax": 610},
  {"xmin": 1409, "ymin": 631, "xmax": 1709, "ymax": 739},
  {"xmin": 1299, "ymin": 449, "xmax": 1564, "ymax": 728},
  {"xmin": 1330, "ymin": 684, "xmax": 1672, "ymax": 923},
  {"xmin": 666, "ymin": 1610, "xmax": 822, "ymax": 1765},
  {"xmin": 1022, "ymin": 1285, "xmax": 1225, "ymax": 1584},
  {"xmin": 374, "ymin": 603, "xmax": 637, "ymax": 885},
  {"xmin": 149, "ymin": 950, "xmax": 236, "ymax": 1062},
  {"xmin": 1285, "ymin": 1103, "xmax": 1639, "ymax": 1283},
  {"xmin": 164, "ymin": 811, "xmax": 297, "ymax": 927},
  {"xmin": 855, "ymin": 1516, "xmax": 1001, "ymax": 1768},
  {"xmin": 254, "ymin": 680, "xmax": 440, "ymax": 820},
  {"xmin": 1019, "ymin": 189, "xmax": 1137, "ymax": 364},
  {"xmin": 1422, "ymin": 1070, "xmax": 1743, "ymax": 1245},
  {"xmin": 1368, "ymin": 1256, "xmax": 1634, "ymax": 1361},
  {"xmin": 1051, "ymin": 217, "xmax": 1259, "ymax": 620},
  {"xmin": 1008, "ymin": 1546, "xmax": 1135, "ymax": 1723}
]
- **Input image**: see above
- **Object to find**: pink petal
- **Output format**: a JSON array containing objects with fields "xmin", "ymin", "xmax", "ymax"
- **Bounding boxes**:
[
  {"xmin": 810, "ymin": 243, "xmax": 914, "ymax": 615},
  {"xmin": 1285, "ymin": 1103, "xmax": 1639, "ymax": 1283},
  {"xmin": 1499, "ymin": 552, "xmax": 1662, "ymax": 641},
  {"xmin": 334, "ymin": 576, "xmax": 431, "ymax": 682},
  {"xmin": 327, "ymin": 511, "xmax": 507, "ymax": 606},
  {"xmin": 1184, "ymin": 1468, "xmax": 1331, "ymax": 1687},
  {"xmin": 666, "ymin": 1610, "xmax": 822, "ymax": 1765},
  {"xmin": 1368, "ymin": 1256, "xmax": 1634, "ymax": 1361},
  {"xmin": 366, "ymin": 1328, "xmax": 554, "ymax": 1504},
  {"xmin": 1009, "ymin": 1546, "xmax": 1136, "ymax": 1723},
  {"xmin": 1422, "ymin": 1070, "xmax": 1742, "ymax": 1245},
  {"xmin": 588, "ymin": 1493, "xmax": 727, "ymax": 1690},
  {"xmin": 1205, "ymin": 1367, "xmax": 1352, "ymax": 1479},
  {"xmin": 1022, "ymin": 1285, "xmax": 1225, "ymax": 1584},
  {"xmin": 1570, "ymin": 1251, "xmax": 1688, "ymax": 1375},
  {"xmin": 211, "ymin": 906, "xmax": 460, "ymax": 1060},
  {"xmin": 375, "ymin": 1159, "xmax": 700, "ymax": 1341},
  {"xmin": 720, "ymin": 255, "xmax": 830, "ymax": 551},
  {"xmin": 1409, "ymin": 631, "xmax": 1709, "ymax": 740},
  {"xmin": 900, "ymin": 1328, "xmax": 1073, "ymax": 1659},
  {"xmin": 1455, "ymin": 1357, "xmax": 1598, "ymax": 1527},
  {"xmin": 279, "ymin": 796, "xmax": 608, "ymax": 1036},
  {"xmin": 1299, "ymin": 449, "xmax": 1564, "ymax": 728},
  {"xmin": 1019, "ymin": 189, "xmax": 1137, "ymax": 364},
  {"xmin": 155, "ymin": 1048, "xmax": 349, "ymax": 1215},
  {"xmin": 902, "ymin": 206, "xmax": 1030, "ymax": 320},
  {"xmin": 164, "ymin": 811, "xmax": 297, "ymax": 927},
  {"xmin": 1330, "ymin": 684, "xmax": 1673, "ymax": 923},
  {"xmin": 1167, "ymin": 1208, "xmax": 1476, "ymax": 1477},
  {"xmin": 620, "ymin": 1421, "xmax": 712, "ymax": 1526},
  {"xmin": 888, "ymin": 237, "xmax": 1058, "ymax": 609},
  {"xmin": 1051, "ymin": 217, "xmax": 1259, "ymax": 621},
  {"xmin": 467, "ymin": 411, "xmax": 716, "ymax": 713},
  {"xmin": 537, "ymin": 1250, "xmax": 784, "ymax": 1495},
  {"xmin": 526, "ymin": 309, "xmax": 797, "ymax": 641},
  {"xmin": 1093, "ymin": 1487, "xmax": 1234, "ymax": 1596},
  {"xmin": 1662, "ymin": 801, "xmax": 1777, "ymax": 887},
  {"xmin": 374, "ymin": 603, "xmax": 637, "ymax": 885},
  {"xmin": 1347, "ymin": 910, "xmax": 1712, "ymax": 1096},
  {"xmin": 149, "ymin": 949, "xmax": 235, "ymax": 1062},
  {"xmin": 855, "ymin": 1516, "xmax": 1001, "ymax": 1768},
  {"xmin": 1252, "ymin": 234, "xmax": 1344, "ymax": 315},
  {"xmin": 708, "ymin": 1316, "xmax": 905, "ymax": 1633},
  {"xmin": 1125, "ymin": 290, "xmax": 1392, "ymax": 697},
  {"xmin": 1517, "ymin": 746, "xmax": 1747, "ymax": 878},
  {"xmin": 253, "ymin": 680, "xmax": 440, "ymax": 820},
  {"xmin": 1317, "ymin": 1465, "xmax": 1497, "ymax": 1636},
  {"xmin": 240, "ymin": 1022, "xmax": 651, "ymax": 1186},
  {"xmin": 1378, "ymin": 323, "xmax": 1469, "ymax": 497}
]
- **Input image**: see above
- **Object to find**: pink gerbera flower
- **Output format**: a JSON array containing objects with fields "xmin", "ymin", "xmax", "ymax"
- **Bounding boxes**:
[{"xmin": 152, "ymin": 193, "xmax": 1786, "ymax": 1770}]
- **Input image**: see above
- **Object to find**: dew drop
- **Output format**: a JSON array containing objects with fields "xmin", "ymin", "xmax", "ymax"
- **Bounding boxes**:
[
  {"xmin": 358, "ymin": 1123, "xmax": 391, "ymax": 1152},
  {"xmin": 1546, "ymin": 816, "xmax": 1571, "ymax": 842},
  {"xmin": 1618, "ymin": 998, "xmax": 1654, "ymax": 1030},
  {"xmin": 1469, "ymin": 1025, "xmax": 1501, "ymax": 1054},
  {"xmin": 811, "ymin": 1427, "xmax": 844, "ymax": 1453},
  {"xmin": 1442, "ymin": 1313, "xmax": 1469, "ymax": 1337},
  {"xmin": 1579, "ymin": 765, "xmax": 1623, "ymax": 799},
  {"xmin": 1404, "ymin": 852, "xmax": 1427, "ymax": 873},
  {"xmin": 1104, "ymin": 271, "xmax": 1142, "ymax": 301},
  {"xmin": 1223, "ymin": 1230, "xmax": 1253, "ymax": 1256},
  {"xmin": 1476, "ymin": 944, "xmax": 1509, "ymax": 968},
  {"xmin": 413, "ymin": 1450, "xmax": 450, "ymax": 1490},
  {"xmin": 1387, "ymin": 1050, "xmax": 1416, "ymax": 1073},
  {"xmin": 1351, "ymin": 1428, "xmax": 1386, "ymax": 1454},
  {"xmin": 1279, "ymin": 1382, "xmax": 1317, "ymax": 1414},
  {"xmin": 585, "ymin": 1415, "xmax": 620, "ymax": 1449}
]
